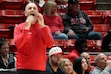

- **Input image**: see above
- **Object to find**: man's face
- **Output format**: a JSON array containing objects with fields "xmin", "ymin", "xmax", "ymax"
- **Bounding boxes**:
[
  {"xmin": 81, "ymin": 53, "xmax": 91, "ymax": 67},
  {"xmin": 97, "ymin": 54, "xmax": 107, "ymax": 69},
  {"xmin": 68, "ymin": 3, "xmax": 80, "ymax": 14},
  {"xmin": 51, "ymin": 54, "xmax": 63, "ymax": 67},
  {"xmin": 24, "ymin": 3, "xmax": 39, "ymax": 18}
]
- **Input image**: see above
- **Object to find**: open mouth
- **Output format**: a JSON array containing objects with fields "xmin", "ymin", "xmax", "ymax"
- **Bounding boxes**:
[{"xmin": 31, "ymin": 14, "xmax": 35, "ymax": 16}]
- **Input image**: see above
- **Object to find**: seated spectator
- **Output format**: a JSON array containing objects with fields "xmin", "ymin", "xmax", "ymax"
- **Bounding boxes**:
[
  {"xmin": 55, "ymin": 0, "xmax": 68, "ymax": 16},
  {"xmin": 60, "ymin": 58, "xmax": 76, "ymax": 74},
  {"xmin": 43, "ymin": 1, "xmax": 68, "ymax": 39},
  {"xmin": 73, "ymin": 57, "xmax": 89, "ymax": 74},
  {"xmin": 62, "ymin": 0, "xmax": 102, "ymax": 39},
  {"xmin": 64, "ymin": 38, "xmax": 88, "ymax": 63},
  {"xmin": 80, "ymin": 52, "xmax": 95, "ymax": 73},
  {"xmin": 0, "ymin": 38, "xmax": 16, "ymax": 69},
  {"xmin": 101, "ymin": 22, "xmax": 111, "ymax": 52},
  {"xmin": 90, "ymin": 53, "xmax": 111, "ymax": 74},
  {"xmin": 46, "ymin": 47, "xmax": 65, "ymax": 74}
]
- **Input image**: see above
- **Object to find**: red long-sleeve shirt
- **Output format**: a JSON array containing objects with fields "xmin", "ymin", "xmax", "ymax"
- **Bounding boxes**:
[
  {"xmin": 43, "ymin": 15, "xmax": 64, "ymax": 33},
  {"xmin": 14, "ymin": 22, "xmax": 54, "ymax": 71}
]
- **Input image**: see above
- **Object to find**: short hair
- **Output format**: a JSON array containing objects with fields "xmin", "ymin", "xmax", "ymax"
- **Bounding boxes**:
[
  {"xmin": 0, "ymin": 38, "xmax": 8, "ymax": 49},
  {"xmin": 80, "ymin": 52, "xmax": 89, "ymax": 57},
  {"xmin": 25, "ymin": 2, "xmax": 37, "ymax": 10},
  {"xmin": 94, "ymin": 53, "xmax": 106, "ymax": 64}
]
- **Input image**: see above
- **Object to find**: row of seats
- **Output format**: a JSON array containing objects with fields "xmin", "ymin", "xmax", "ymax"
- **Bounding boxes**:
[
  {"xmin": 93, "ymin": 24, "xmax": 110, "ymax": 38},
  {"xmin": 6, "ymin": 39, "xmax": 102, "ymax": 53},
  {"xmin": 0, "ymin": 24, "xmax": 109, "ymax": 38},
  {"xmin": 0, "ymin": 0, "xmax": 28, "ymax": 10},
  {"xmin": 0, "ymin": 10, "xmax": 111, "ymax": 24},
  {"xmin": 84, "ymin": 10, "xmax": 111, "ymax": 24},
  {"xmin": 79, "ymin": 0, "xmax": 96, "ymax": 10},
  {"xmin": 53, "ymin": 39, "xmax": 102, "ymax": 52},
  {"xmin": 0, "ymin": 10, "xmax": 25, "ymax": 24},
  {"xmin": 0, "ymin": 0, "xmax": 96, "ymax": 10}
]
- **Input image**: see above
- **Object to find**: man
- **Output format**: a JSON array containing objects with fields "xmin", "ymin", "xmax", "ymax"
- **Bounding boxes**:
[
  {"xmin": 14, "ymin": 2, "xmax": 54, "ymax": 74},
  {"xmin": 62, "ymin": 0, "xmax": 102, "ymax": 39},
  {"xmin": 90, "ymin": 53, "xmax": 111, "ymax": 74},
  {"xmin": 46, "ymin": 47, "xmax": 65, "ymax": 74},
  {"xmin": 65, "ymin": 38, "xmax": 88, "ymax": 63},
  {"xmin": 80, "ymin": 52, "xmax": 95, "ymax": 73}
]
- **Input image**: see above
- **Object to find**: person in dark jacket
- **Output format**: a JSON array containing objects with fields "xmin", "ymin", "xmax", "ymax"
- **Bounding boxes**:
[
  {"xmin": 0, "ymin": 38, "xmax": 15, "ymax": 69},
  {"xmin": 62, "ymin": 0, "xmax": 102, "ymax": 40}
]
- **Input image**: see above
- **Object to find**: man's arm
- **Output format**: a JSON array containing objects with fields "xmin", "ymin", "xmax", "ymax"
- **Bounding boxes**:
[{"xmin": 90, "ymin": 66, "xmax": 111, "ymax": 74}]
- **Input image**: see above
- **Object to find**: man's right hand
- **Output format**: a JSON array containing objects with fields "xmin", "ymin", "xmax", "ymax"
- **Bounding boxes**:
[
  {"xmin": 106, "ymin": 60, "xmax": 111, "ymax": 67},
  {"xmin": 25, "ymin": 15, "xmax": 35, "ymax": 30},
  {"xmin": 67, "ymin": 29, "xmax": 76, "ymax": 37}
]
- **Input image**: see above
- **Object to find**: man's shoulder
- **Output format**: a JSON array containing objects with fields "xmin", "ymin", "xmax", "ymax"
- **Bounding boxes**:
[
  {"xmin": 15, "ymin": 22, "xmax": 26, "ymax": 29},
  {"xmin": 46, "ymin": 62, "xmax": 65, "ymax": 74},
  {"xmin": 46, "ymin": 62, "xmax": 53, "ymax": 71},
  {"xmin": 57, "ymin": 67, "xmax": 66, "ymax": 74},
  {"xmin": 90, "ymin": 67, "xmax": 102, "ymax": 74}
]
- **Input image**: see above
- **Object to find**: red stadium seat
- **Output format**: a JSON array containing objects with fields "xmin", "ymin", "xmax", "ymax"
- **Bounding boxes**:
[
  {"xmin": 0, "ymin": 10, "xmax": 25, "ymax": 24},
  {"xmin": 0, "ymin": 10, "xmax": 24, "ymax": 15},
  {"xmin": 93, "ymin": 24, "xmax": 110, "ymax": 32},
  {"xmin": 84, "ymin": 10, "xmax": 104, "ymax": 24},
  {"xmin": 87, "ymin": 40, "xmax": 96, "ymax": 51},
  {"xmin": 52, "ymin": 39, "xmax": 65, "ymax": 51},
  {"xmin": 102, "ymin": 10, "xmax": 111, "ymax": 24},
  {"xmin": 0, "ymin": 0, "xmax": 26, "ymax": 10},
  {"xmin": 65, "ymin": 39, "xmax": 76, "ymax": 52},
  {"xmin": 89, "ymin": 15, "xmax": 104, "ymax": 24},
  {"xmin": 90, "ymin": 55, "xmax": 96, "ymax": 63},
  {"xmin": 94, "ymin": 40, "xmax": 102, "ymax": 52},
  {"xmin": 79, "ymin": 0, "xmax": 96, "ymax": 10},
  {"xmin": 53, "ymin": 39, "xmax": 64, "ymax": 47},
  {"xmin": 105, "ymin": 15, "xmax": 111, "ymax": 24},
  {"xmin": 93, "ymin": 24, "xmax": 110, "ymax": 38},
  {"xmin": 0, "ymin": 29, "xmax": 12, "ymax": 38},
  {"xmin": 1, "ymin": 15, "xmax": 25, "ymax": 24},
  {"xmin": 65, "ymin": 39, "xmax": 76, "ymax": 47},
  {"xmin": 86, "ymin": 40, "xmax": 102, "ymax": 52},
  {"xmin": 0, "ymin": 23, "xmax": 15, "ymax": 29},
  {"xmin": 84, "ymin": 10, "xmax": 103, "ymax": 15}
]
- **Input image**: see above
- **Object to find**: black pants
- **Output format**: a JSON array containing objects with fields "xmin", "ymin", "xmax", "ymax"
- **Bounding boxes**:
[{"xmin": 17, "ymin": 69, "xmax": 46, "ymax": 74}]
